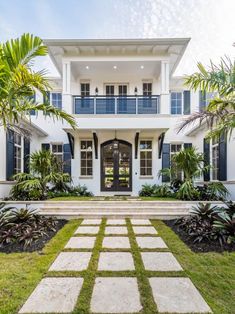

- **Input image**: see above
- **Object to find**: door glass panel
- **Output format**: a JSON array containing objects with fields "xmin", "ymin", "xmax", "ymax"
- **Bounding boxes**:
[
  {"xmin": 119, "ymin": 143, "xmax": 130, "ymax": 175},
  {"xmin": 105, "ymin": 177, "xmax": 114, "ymax": 188},
  {"xmin": 118, "ymin": 177, "xmax": 130, "ymax": 188},
  {"xmin": 106, "ymin": 85, "xmax": 115, "ymax": 96},
  {"xmin": 103, "ymin": 143, "xmax": 114, "ymax": 175}
]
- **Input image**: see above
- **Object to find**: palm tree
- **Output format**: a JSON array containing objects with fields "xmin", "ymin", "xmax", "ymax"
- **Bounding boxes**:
[
  {"xmin": 0, "ymin": 33, "xmax": 76, "ymax": 129},
  {"xmin": 178, "ymin": 57, "xmax": 235, "ymax": 139},
  {"xmin": 11, "ymin": 150, "xmax": 70, "ymax": 200}
]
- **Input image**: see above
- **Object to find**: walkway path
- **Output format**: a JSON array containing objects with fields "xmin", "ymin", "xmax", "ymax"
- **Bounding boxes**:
[{"xmin": 19, "ymin": 219, "xmax": 212, "ymax": 313}]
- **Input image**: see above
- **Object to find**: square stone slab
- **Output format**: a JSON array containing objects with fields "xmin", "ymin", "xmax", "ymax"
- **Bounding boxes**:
[
  {"xmin": 49, "ymin": 252, "xmax": 91, "ymax": 271},
  {"xmin": 75, "ymin": 226, "xmax": 100, "ymax": 234},
  {"xmin": 98, "ymin": 252, "xmax": 135, "ymax": 271},
  {"xmin": 133, "ymin": 226, "xmax": 157, "ymax": 235},
  {"xmin": 131, "ymin": 219, "xmax": 151, "ymax": 225},
  {"xmin": 105, "ymin": 226, "xmax": 128, "ymax": 235},
  {"xmin": 103, "ymin": 237, "xmax": 130, "ymax": 249},
  {"xmin": 82, "ymin": 219, "xmax": 102, "ymax": 225},
  {"xmin": 107, "ymin": 219, "xmax": 126, "ymax": 225},
  {"xmin": 149, "ymin": 277, "xmax": 212, "ymax": 313},
  {"xmin": 19, "ymin": 277, "xmax": 83, "ymax": 313},
  {"xmin": 65, "ymin": 237, "xmax": 96, "ymax": 249},
  {"xmin": 141, "ymin": 252, "xmax": 182, "ymax": 271},
  {"xmin": 91, "ymin": 277, "xmax": 142, "ymax": 313},
  {"xmin": 136, "ymin": 237, "xmax": 168, "ymax": 249}
]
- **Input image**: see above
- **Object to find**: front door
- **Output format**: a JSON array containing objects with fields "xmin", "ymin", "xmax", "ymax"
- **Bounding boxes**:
[{"xmin": 101, "ymin": 139, "xmax": 132, "ymax": 192}]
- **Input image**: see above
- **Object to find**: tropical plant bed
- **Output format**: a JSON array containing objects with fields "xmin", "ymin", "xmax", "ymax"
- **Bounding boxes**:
[
  {"xmin": 164, "ymin": 219, "xmax": 235, "ymax": 253},
  {"xmin": 0, "ymin": 219, "xmax": 67, "ymax": 254}
]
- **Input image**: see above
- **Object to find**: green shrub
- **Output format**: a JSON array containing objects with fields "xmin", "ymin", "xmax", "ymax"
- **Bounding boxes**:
[{"xmin": 139, "ymin": 184, "xmax": 158, "ymax": 197}]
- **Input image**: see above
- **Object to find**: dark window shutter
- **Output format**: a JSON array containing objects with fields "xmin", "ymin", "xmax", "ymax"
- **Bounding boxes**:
[
  {"xmin": 162, "ymin": 143, "xmax": 170, "ymax": 182},
  {"xmin": 63, "ymin": 143, "xmax": 71, "ymax": 175},
  {"xmin": 23, "ymin": 137, "xmax": 30, "ymax": 173},
  {"xmin": 6, "ymin": 129, "xmax": 15, "ymax": 181},
  {"xmin": 218, "ymin": 133, "xmax": 227, "ymax": 181},
  {"xmin": 203, "ymin": 138, "xmax": 210, "ymax": 181},
  {"xmin": 183, "ymin": 91, "xmax": 191, "ymax": 115},
  {"xmin": 199, "ymin": 90, "xmax": 206, "ymax": 112},
  {"xmin": 184, "ymin": 143, "xmax": 192, "ymax": 149},
  {"xmin": 41, "ymin": 143, "xmax": 50, "ymax": 151}
]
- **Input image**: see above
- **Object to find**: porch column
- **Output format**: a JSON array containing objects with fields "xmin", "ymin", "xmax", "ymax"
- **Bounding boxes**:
[
  {"xmin": 62, "ymin": 61, "xmax": 72, "ymax": 114},
  {"xmin": 160, "ymin": 61, "xmax": 170, "ymax": 114}
]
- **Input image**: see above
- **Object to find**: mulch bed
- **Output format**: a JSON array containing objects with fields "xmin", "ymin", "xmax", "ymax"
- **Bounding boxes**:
[
  {"xmin": 164, "ymin": 219, "xmax": 235, "ymax": 253},
  {"xmin": 0, "ymin": 219, "xmax": 67, "ymax": 254}
]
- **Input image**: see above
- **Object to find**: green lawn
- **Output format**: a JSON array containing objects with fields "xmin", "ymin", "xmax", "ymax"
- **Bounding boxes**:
[{"xmin": 0, "ymin": 219, "xmax": 234, "ymax": 314}]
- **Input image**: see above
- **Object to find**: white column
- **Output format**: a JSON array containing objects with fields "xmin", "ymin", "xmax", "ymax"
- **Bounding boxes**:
[
  {"xmin": 62, "ymin": 61, "xmax": 71, "ymax": 95},
  {"xmin": 160, "ymin": 61, "xmax": 170, "ymax": 114}
]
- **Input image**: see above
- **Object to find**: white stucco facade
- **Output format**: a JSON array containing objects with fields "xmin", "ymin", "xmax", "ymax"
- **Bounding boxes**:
[{"xmin": 0, "ymin": 38, "xmax": 234, "ymax": 199}]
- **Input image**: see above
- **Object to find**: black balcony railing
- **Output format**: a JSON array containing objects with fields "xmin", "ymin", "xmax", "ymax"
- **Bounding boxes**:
[{"xmin": 73, "ymin": 95, "xmax": 160, "ymax": 115}]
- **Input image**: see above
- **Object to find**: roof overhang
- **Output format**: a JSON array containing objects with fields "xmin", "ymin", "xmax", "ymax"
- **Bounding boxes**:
[{"xmin": 43, "ymin": 38, "xmax": 190, "ymax": 77}]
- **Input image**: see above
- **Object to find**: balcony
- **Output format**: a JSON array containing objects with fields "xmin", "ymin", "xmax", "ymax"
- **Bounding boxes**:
[{"xmin": 73, "ymin": 95, "xmax": 160, "ymax": 115}]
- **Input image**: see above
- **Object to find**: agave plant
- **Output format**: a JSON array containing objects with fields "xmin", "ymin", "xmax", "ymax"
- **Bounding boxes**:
[
  {"xmin": 213, "ymin": 211, "xmax": 235, "ymax": 244},
  {"xmin": 190, "ymin": 203, "xmax": 219, "ymax": 222}
]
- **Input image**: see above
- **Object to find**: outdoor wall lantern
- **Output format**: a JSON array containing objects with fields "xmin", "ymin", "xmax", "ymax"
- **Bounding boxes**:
[
  {"xmin": 95, "ymin": 87, "xmax": 99, "ymax": 96},
  {"xmin": 134, "ymin": 87, "xmax": 138, "ymax": 96}
]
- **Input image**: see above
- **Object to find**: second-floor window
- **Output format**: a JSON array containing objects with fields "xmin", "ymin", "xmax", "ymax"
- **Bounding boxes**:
[
  {"xmin": 140, "ymin": 140, "xmax": 152, "ymax": 176},
  {"xmin": 51, "ymin": 93, "xmax": 62, "ymax": 110},
  {"xmin": 81, "ymin": 83, "xmax": 90, "ymax": 96},
  {"xmin": 171, "ymin": 92, "xmax": 182, "ymax": 114},
  {"xmin": 143, "ymin": 83, "xmax": 152, "ymax": 96}
]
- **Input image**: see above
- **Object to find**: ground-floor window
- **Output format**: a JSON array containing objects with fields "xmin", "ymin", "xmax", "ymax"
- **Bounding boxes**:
[
  {"xmin": 170, "ymin": 143, "xmax": 182, "ymax": 180},
  {"xmin": 211, "ymin": 138, "xmax": 219, "ymax": 180},
  {"xmin": 80, "ymin": 140, "xmax": 93, "ymax": 176},
  {"xmin": 140, "ymin": 140, "xmax": 152, "ymax": 176},
  {"xmin": 51, "ymin": 144, "xmax": 63, "ymax": 169},
  {"xmin": 14, "ymin": 133, "xmax": 22, "ymax": 174}
]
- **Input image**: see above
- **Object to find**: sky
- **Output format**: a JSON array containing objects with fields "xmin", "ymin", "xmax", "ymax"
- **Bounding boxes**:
[{"xmin": 0, "ymin": 0, "xmax": 234, "ymax": 76}]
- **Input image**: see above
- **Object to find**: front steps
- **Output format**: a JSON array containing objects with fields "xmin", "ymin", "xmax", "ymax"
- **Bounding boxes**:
[{"xmin": 39, "ymin": 201, "xmax": 191, "ymax": 220}]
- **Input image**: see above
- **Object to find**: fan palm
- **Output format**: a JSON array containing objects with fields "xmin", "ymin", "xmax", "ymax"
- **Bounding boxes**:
[
  {"xmin": 178, "ymin": 57, "xmax": 235, "ymax": 139},
  {"xmin": 11, "ymin": 150, "xmax": 70, "ymax": 200},
  {"xmin": 0, "ymin": 33, "xmax": 76, "ymax": 129}
]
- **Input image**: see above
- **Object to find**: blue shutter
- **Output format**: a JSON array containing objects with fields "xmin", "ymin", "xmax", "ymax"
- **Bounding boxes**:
[
  {"xmin": 183, "ymin": 91, "xmax": 191, "ymax": 115},
  {"xmin": 184, "ymin": 143, "xmax": 192, "ymax": 149},
  {"xmin": 6, "ymin": 129, "xmax": 15, "ymax": 180},
  {"xmin": 199, "ymin": 91, "xmax": 206, "ymax": 112},
  {"xmin": 203, "ymin": 138, "xmax": 210, "ymax": 181},
  {"xmin": 41, "ymin": 143, "xmax": 50, "ymax": 151},
  {"xmin": 23, "ymin": 137, "xmax": 30, "ymax": 173},
  {"xmin": 218, "ymin": 134, "xmax": 227, "ymax": 181},
  {"xmin": 162, "ymin": 143, "xmax": 170, "ymax": 182},
  {"xmin": 63, "ymin": 143, "xmax": 71, "ymax": 175}
]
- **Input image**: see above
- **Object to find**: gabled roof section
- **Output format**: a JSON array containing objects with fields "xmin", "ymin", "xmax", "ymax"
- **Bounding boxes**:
[{"xmin": 43, "ymin": 38, "xmax": 190, "ymax": 76}]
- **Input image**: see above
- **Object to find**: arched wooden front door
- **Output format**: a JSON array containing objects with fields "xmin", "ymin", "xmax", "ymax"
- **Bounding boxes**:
[{"xmin": 101, "ymin": 139, "xmax": 132, "ymax": 192}]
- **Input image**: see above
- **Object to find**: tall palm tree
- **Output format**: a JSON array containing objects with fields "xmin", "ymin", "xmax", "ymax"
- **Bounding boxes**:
[
  {"xmin": 0, "ymin": 33, "xmax": 76, "ymax": 129},
  {"xmin": 178, "ymin": 57, "xmax": 235, "ymax": 139}
]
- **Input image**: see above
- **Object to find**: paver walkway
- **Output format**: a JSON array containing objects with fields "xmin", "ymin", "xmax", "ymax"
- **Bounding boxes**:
[{"xmin": 19, "ymin": 219, "xmax": 212, "ymax": 313}]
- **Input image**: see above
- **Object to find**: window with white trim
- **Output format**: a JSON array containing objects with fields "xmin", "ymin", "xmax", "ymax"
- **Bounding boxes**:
[
  {"xmin": 143, "ymin": 82, "xmax": 152, "ymax": 96},
  {"xmin": 14, "ymin": 133, "xmax": 22, "ymax": 174},
  {"xmin": 80, "ymin": 140, "xmax": 93, "ymax": 176},
  {"xmin": 171, "ymin": 92, "xmax": 182, "ymax": 114},
  {"xmin": 51, "ymin": 144, "xmax": 63, "ymax": 164},
  {"xmin": 140, "ymin": 140, "xmax": 152, "ymax": 176},
  {"xmin": 81, "ymin": 83, "xmax": 90, "ymax": 96},
  {"xmin": 170, "ymin": 144, "xmax": 182, "ymax": 180},
  {"xmin": 211, "ymin": 137, "xmax": 219, "ymax": 180},
  {"xmin": 51, "ymin": 93, "xmax": 62, "ymax": 110}
]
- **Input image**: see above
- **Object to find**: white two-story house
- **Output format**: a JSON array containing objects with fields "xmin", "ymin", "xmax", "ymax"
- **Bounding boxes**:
[{"xmin": 0, "ymin": 38, "xmax": 234, "ymax": 198}]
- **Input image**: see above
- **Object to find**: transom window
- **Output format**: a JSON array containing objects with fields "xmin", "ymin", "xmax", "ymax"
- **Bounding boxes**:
[
  {"xmin": 171, "ymin": 92, "xmax": 182, "ymax": 114},
  {"xmin": 81, "ymin": 83, "xmax": 90, "ymax": 96},
  {"xmin": 51, "ymin": 93, "xmax": 62, "ymax": 110},
  {"xmin": 143, "ymin": 83, "xmax": 152, "ymax": 96},
  {"xmin": 170, "ymin": 144, "xmax": 182, "ymax": 180},
  {"xmin": 211, "ymin": 138, "xmax": 219, "ymax": 180},
  {"xmin": 140, "ymin": 140, "xmax": 152, "ymax": 176},
  {"xmin": 14, "ymin": 133, "xmax": 22, "ymax": 174},
  {"xmin": 52, "ymin": 144, "xmax": 63, "ymax": 165},
  {"xmin": 80, "ymin": 140, "xmax": 93, "ymax": 176}
]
